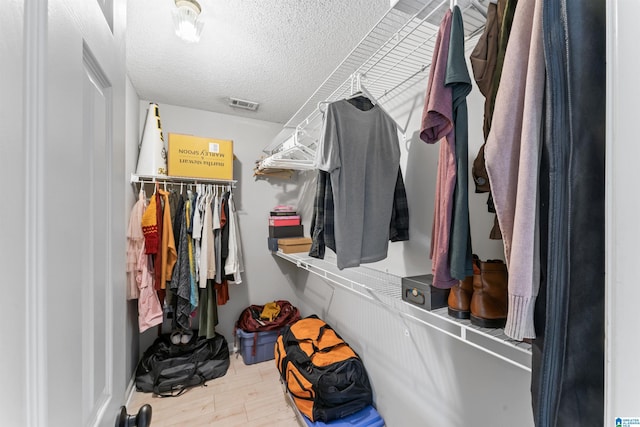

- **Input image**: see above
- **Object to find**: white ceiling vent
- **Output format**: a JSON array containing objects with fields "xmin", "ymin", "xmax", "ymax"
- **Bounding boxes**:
[{"xmin": 228, "ymin": 97, "xmax": 260, "ymax": 111}]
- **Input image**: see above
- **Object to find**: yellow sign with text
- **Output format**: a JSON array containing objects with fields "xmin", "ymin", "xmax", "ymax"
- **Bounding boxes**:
[{"xmin": 168, "ymin": 133, "xmax": 234, "ymax": 180}]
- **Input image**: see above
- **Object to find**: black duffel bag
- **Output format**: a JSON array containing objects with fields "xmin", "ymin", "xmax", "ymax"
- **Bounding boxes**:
[{"xmin": 135, "ymin": 332, "xmax": 230, "ymax": 396}]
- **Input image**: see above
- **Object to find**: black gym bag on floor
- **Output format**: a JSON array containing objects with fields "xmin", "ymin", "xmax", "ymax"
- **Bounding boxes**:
[{"xmin": 135, "ymin": 332, "xmax": 230, "ymax": 396}]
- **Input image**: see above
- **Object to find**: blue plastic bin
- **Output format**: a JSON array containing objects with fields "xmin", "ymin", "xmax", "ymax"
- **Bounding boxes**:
[
  {"xmin": 236, "ymin": 329, "xmax": 281, "ymax": 365},
  {"xmin": 302, "ymin": 405, "xmax": 384, "ymax": 427}
]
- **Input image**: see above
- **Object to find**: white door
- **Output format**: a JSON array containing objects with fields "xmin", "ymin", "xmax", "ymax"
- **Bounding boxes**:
[
  {"xmin": 0, "ymin": 0, "xmax": 127, "ymax": 426},
  {"xmin": 605, "ymin": 0, "xmax": 640, "ymax": 422}
]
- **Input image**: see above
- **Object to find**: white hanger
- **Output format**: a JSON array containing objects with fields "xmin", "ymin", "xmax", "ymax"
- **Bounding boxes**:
[
  {"xmin": 355, "ymin": 78, "xmax": 406, "ymax": 135},
  {"xmin": 257, "ymin": 128, "xmax": 317, "ymax": 171},
  {"xmin": 317, "ymin": 73, "xmax": 406, "ymax": 135}
]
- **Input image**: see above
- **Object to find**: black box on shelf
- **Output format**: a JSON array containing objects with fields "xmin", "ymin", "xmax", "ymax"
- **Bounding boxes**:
[
  {"xmin": 270, "ymin": 210, "xmax": 297, "ymax": 217},
  {"xmin": 401, "ymin": 274, "xmax": 450, "ymax": 311},
  {"xmin": 267, "ymin": 237, "xmax": 279, "ymax": 252},
  {"xmin": 268, "ymin": 225, "xmax": 304, "ymax": 238}
]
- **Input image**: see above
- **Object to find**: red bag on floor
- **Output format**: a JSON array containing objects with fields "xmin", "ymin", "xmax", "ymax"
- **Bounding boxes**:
[{"xmin": 235, "ymin": 300, "xmax": 301, "ymax": 332}]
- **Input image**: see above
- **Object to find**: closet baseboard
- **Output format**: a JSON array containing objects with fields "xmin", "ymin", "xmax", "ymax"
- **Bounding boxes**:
[{"xmin": 123, "ymin": 377, "xmax": 136, "ymax": 408}]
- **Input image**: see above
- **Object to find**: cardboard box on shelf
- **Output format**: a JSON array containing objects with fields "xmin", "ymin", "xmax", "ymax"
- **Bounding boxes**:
[
  {"xmin": 168, "ymin": 133, "xmax": 233, "ymax": 180},
  {"xmin": 278, "ymin": 237, "xmax": 312, "ymax": 254}
]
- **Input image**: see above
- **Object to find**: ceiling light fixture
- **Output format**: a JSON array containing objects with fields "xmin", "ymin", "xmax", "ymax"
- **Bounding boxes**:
[{"xmin": 172, "ymin": 0, "xmax": 203, "ymax": 43}]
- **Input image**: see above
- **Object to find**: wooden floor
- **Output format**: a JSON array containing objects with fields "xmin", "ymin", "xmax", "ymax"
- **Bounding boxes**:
[{"xmin": 128, "ymin": 354, "xmax": 301, "ymax": 427}]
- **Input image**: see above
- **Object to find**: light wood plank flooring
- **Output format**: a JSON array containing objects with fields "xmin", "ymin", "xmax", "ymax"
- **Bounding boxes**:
[{"xmin": 128, "ymin": 354, "xmax": 301, "ymax": 427}]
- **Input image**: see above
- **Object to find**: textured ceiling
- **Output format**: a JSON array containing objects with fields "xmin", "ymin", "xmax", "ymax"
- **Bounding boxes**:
[{"xmin": 127, "ymin": 0, "xmax": 390, "ymax": 124}]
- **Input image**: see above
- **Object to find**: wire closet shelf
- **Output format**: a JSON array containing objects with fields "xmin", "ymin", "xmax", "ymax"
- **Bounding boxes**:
[
  {"xmin": 275, "ymin": 251, "xmax": 533, "ymax": 371},
  {"xmin": 257, "ymin": 0, "xmax": 488, "ymax": 171},
  {"xmin": 264, "ymin": 0, "xmax": 530, "ymax": 371}
]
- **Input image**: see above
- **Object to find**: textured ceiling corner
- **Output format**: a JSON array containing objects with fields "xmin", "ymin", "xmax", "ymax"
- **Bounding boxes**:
[{"xmin": 126, "ymin": 0, "xmax": 390, "ymax": 125}]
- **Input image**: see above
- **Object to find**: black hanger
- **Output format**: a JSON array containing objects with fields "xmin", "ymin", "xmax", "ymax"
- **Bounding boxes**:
[{"xmin": 345, "ymin": 91, "xmax": 375, "ymax": 111}]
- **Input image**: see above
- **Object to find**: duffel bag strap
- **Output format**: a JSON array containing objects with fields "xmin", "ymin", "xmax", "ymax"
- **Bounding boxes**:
[
  {"xmin": 316, "ymin": 325, "xmax": 331, "ymax": 341},
  {"xmin": 153, "ymin": 362, "xmax": 206, "ymax": 398},
  {"xmin": 312, "ymin": 325, "xmax": 350, "ymax": 355},
  {"xmin": 284, "ymin": 323, "xmax": 337, "ymax": 351},
  {"xmin": 286, "ymin": 323, "xmax": 332, "ymax": 347},
  {"xmin": 316, "ymin": 342, "xmax": 348, "ymax": 353}
]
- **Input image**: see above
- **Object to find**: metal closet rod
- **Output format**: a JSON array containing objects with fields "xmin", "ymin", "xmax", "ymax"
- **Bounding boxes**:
[
  {"xmin": 136, "ymin": 181, "xmax": 233, "ymax": 191},
  {"xmin": 135, "ymin": 182, "xmax": 235, "ymax": 198},
  {"xmin": 130, "ymin": 173, "xmax": 236, "ymax": 187}
]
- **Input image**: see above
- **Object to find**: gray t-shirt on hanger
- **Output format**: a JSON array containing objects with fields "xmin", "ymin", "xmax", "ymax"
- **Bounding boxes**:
[{"xmin": 315, "ymin": 99, "xmax": 401, "ymax": 269}]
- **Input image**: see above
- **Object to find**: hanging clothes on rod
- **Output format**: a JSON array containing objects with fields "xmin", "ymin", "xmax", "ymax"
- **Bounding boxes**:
[
  {"xmin": 198, "ymin": 185, "xmax": 219, "ymax": 339},
  {"xmin": 313, "ymin": 92, "xmax": 402, "ymax": 269},
  {"xmin": 470, "ymin": 0, "xmax": 517, "ymax": 241},
  {"xmin": 126, "ymin": 187, "xmax": 164, "ymax": 332},
  {"xmin": 224, "ymin": 192, "xmax": 244, "ymax": 283},
  {"xmin": 318, "ymin": 73, "xmax": 407, "ymax": 135},
  {"xmin": 484, "ymin": 0, "xmax": 544, "ymax": 341},
  {"xmin": 186, "ymin": 189, "xmax": 198, "ymax": 309},
  {"xmin": 199, "ymin": 185, "xmax": 216, "ymax": 289},
  {"xmin": 445, "ymin": 5, "xmax": 474, "ymax": 281},
  {"xmin": 191, "ymin": 184, "xmax": 205, "ymax": 280},
  {"xmin": 126, "ymin": 187, "xmax": 147, "ymax": 300},
  {"xmin": 309, "ymin": 167, "xmax": 409, "ymax": 260},
  {"xmin": 136, "ymin": 239, "xmax": 164, "ymax": 333},
  {"xmin": 158, "ymin": 187, "xmax": 178, "ymax": 290},
  {"xmin": 170, "ymin": 189, "xmax": 197, "ymax": 331},
  {"xmin": 419, "ymin": 7, "xmax": 457, "ymax": 289}
]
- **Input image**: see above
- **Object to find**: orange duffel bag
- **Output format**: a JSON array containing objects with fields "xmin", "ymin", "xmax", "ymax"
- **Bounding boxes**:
[{"xmin": 274, "ymin": 315, "xmax": 372, "ymax": 422}]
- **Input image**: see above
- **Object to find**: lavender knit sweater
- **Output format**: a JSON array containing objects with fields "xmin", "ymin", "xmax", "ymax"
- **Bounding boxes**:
[{"xmin": 485, "ymin": 0, "xmax": 544, "ymax": 340}]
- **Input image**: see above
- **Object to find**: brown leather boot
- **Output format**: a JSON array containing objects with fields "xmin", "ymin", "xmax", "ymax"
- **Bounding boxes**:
[
  {"xmin": 470, "ymin": 259, "xmax": 508, "ymax": 328},
  {"xmin": 448, "ymin": 275, "xmax": 474, "ymax": 319},
  {"xmin": 447, "ymin": 258, "xmax": 480, "ymax": 319}
]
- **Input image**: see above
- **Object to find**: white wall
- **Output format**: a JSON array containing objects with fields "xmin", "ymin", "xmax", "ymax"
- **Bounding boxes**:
[
  {"xmin": 287, "ymin": 62, "xmax": 534, "ymax": 425},
  {"xmin": 286, "ymin": 271, "xmax": 533, "ymax": 426},
  {"xmin": 132, "ymin": 102, "xmax": 301, "ymax": 346}
]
